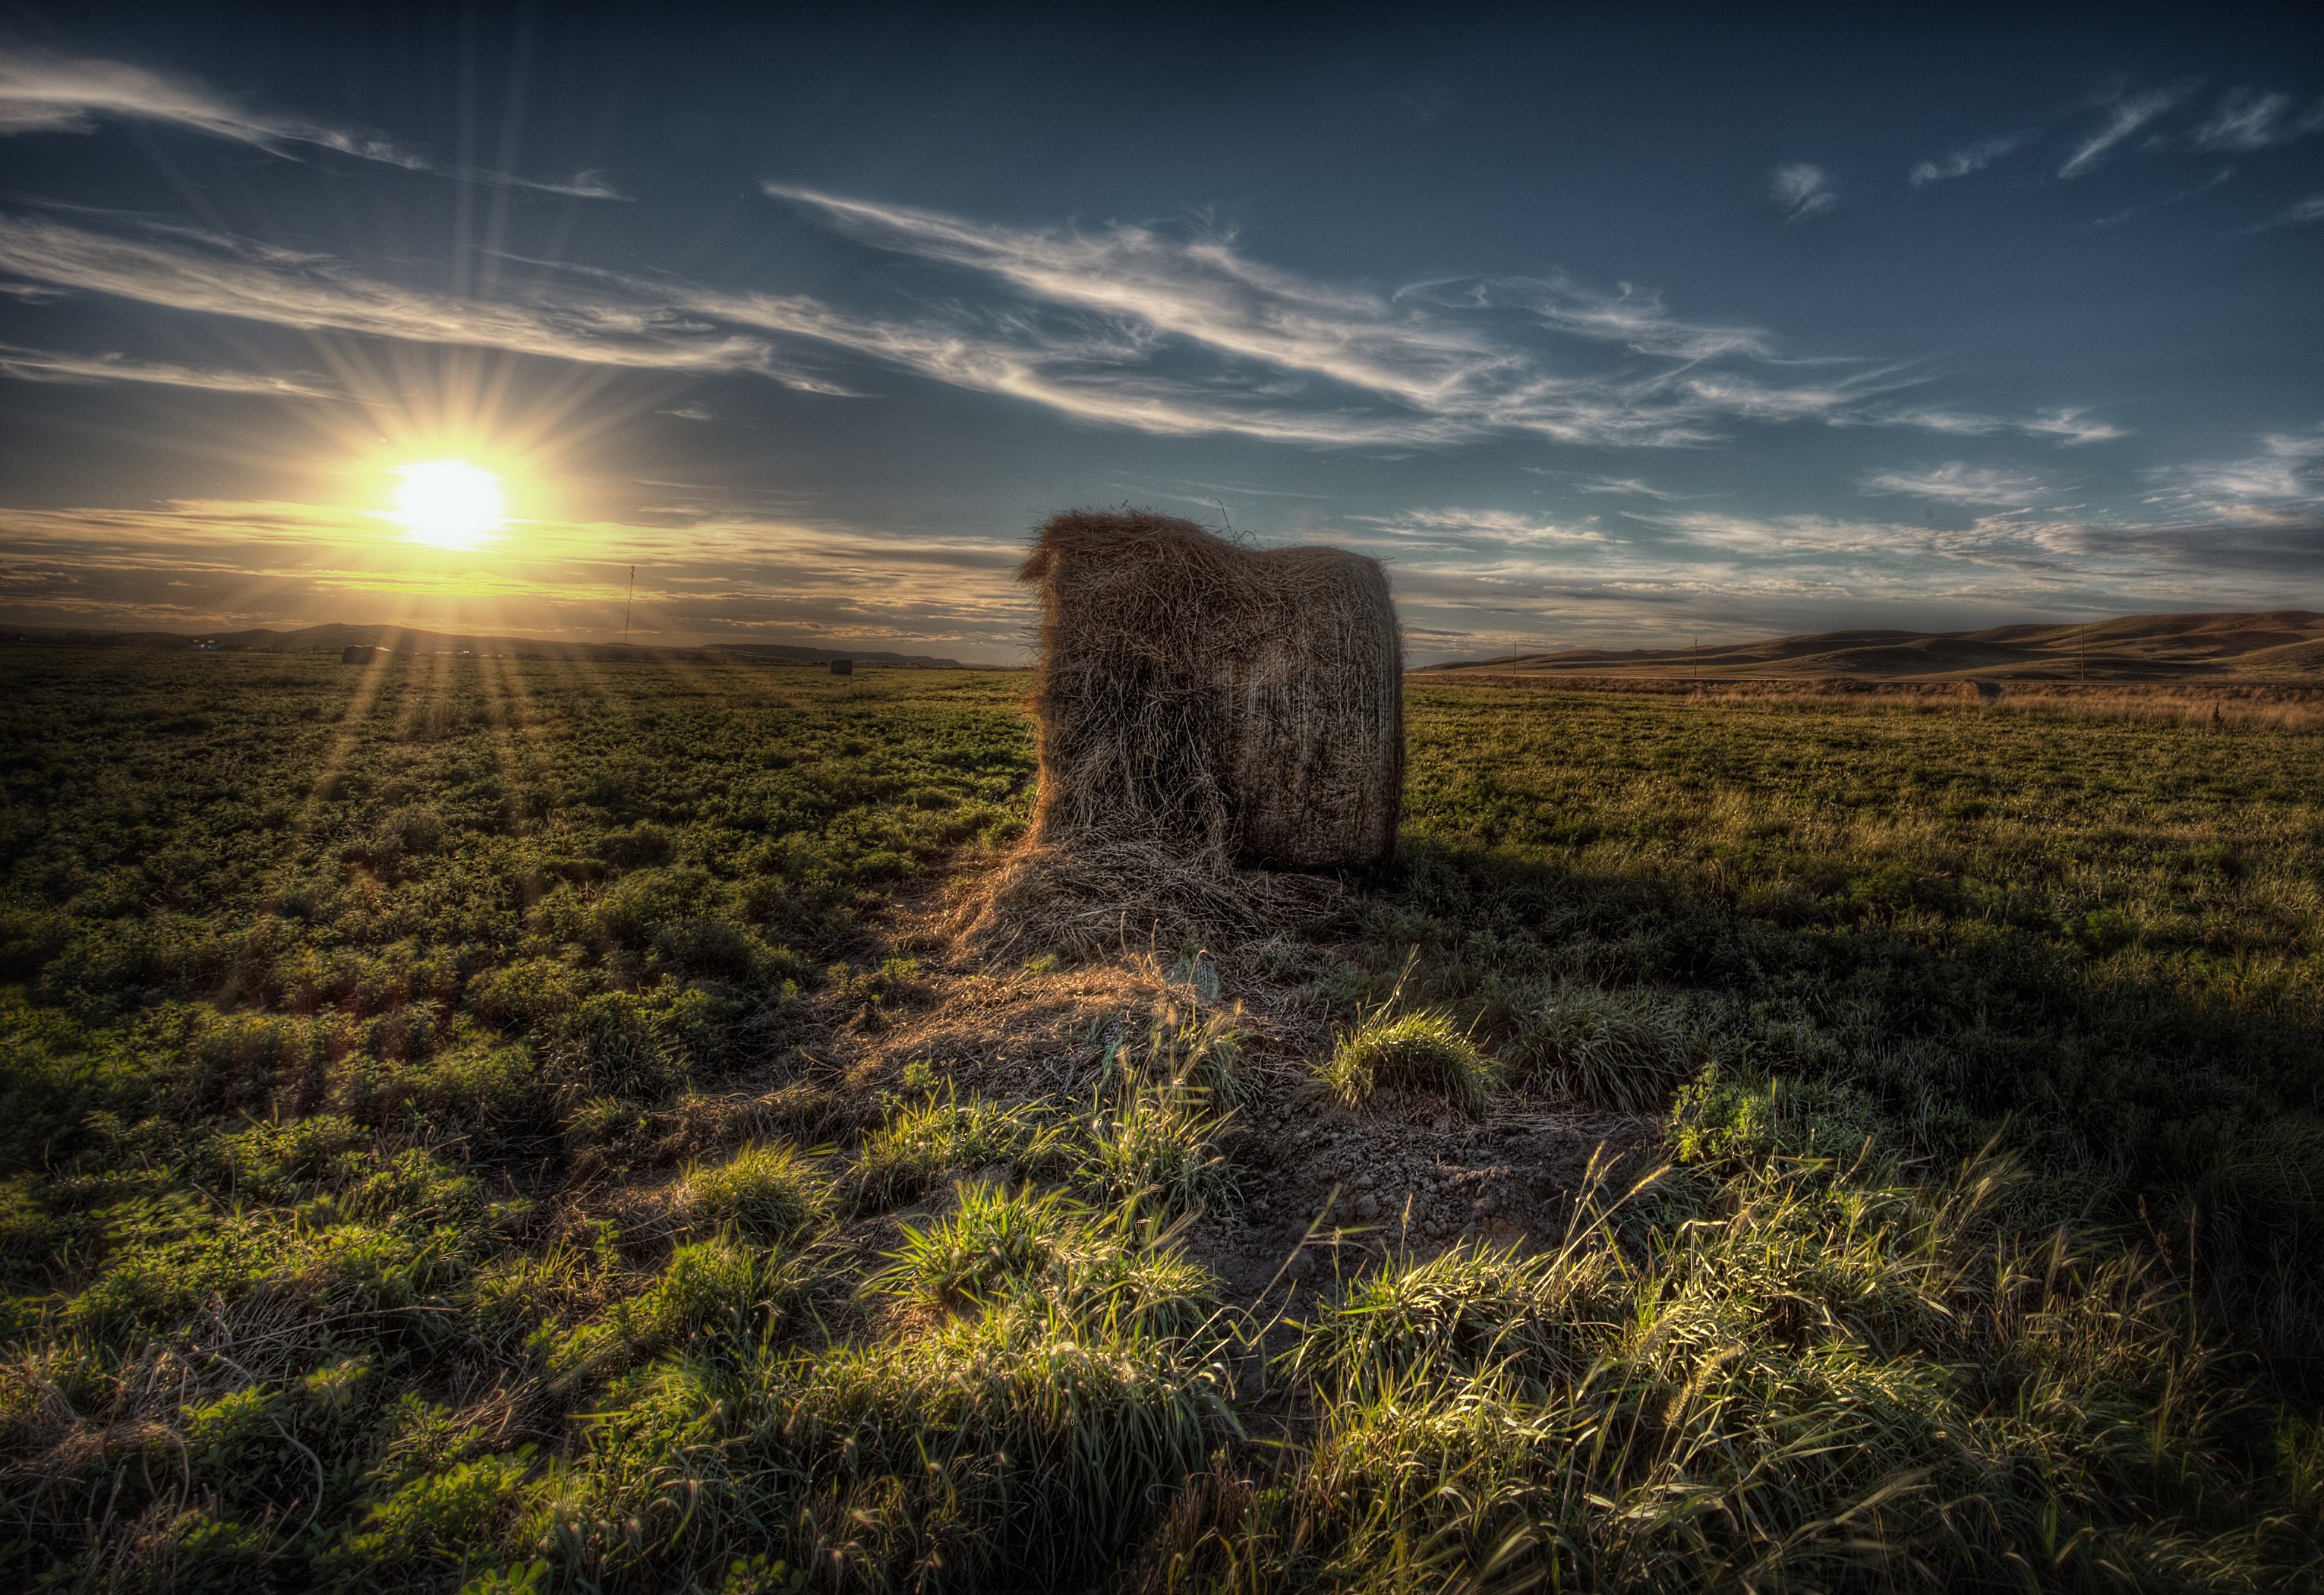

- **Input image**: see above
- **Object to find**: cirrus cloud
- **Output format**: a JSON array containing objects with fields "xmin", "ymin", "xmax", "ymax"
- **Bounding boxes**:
[
  {"xmin": 0, "ymin": 194, "xmax": 2126, "ymax": 457},
  {"xmin": 0, "ymin": 49, "xmax": 626, "ymax": 198},
  {"xmin": 1861, "ymin": 462, "xmax": 2050, "ymax": 506},
  {"xmin": 0, "ymin": 342, "xmax": 339, "ymax": 397},
  {"xmin": 1909, "ymin": 135, "xmax": 2026, "ymax": 187}
]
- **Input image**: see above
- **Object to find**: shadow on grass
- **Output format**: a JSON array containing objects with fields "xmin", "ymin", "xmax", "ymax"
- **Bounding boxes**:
[{"xmin": 1342, "ymin": 835, "xmax": 2324, "ymax": 1390}]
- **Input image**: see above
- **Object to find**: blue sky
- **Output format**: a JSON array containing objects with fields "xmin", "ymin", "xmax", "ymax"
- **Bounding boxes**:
[{"xmin": 0, "ymin": 5, "xmax": 2317, "ymax": 662}]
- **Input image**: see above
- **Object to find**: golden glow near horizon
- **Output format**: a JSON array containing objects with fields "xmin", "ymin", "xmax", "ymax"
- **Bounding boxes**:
[{"xmin": 392, "ymin": 460, "xmax": 505, "ymax": 551}]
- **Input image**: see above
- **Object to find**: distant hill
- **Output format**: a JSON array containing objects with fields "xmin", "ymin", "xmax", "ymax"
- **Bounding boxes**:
[
  {"xmin": 2, "ymin": 622, "xmax": 986, "ymax": 670},
  {"xmin": 1422, "ymin": 611, "xmax": 2324, "ymax": 682}
]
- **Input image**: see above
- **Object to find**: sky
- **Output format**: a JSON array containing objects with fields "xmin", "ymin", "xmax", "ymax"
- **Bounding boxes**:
[{"xmin": 0, "ymin": 5, "xmax": 2318, "ymax": 664}]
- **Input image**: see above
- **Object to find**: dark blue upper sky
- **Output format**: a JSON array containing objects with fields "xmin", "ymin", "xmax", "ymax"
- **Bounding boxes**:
[{"xmin": 0, "ymin": 4, "xmax": 2317, "ymax": 660}]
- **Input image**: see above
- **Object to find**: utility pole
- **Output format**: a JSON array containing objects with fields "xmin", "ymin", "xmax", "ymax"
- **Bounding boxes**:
[
  {"xmin": 623, "ymin": 566, "xmax": 635, "ymax": 648},
  {"xmin": 2080, "ymin": 623, "xmax": 2086, "ymax": 682},
  {"xmin": 1693, "ymin": 634, "xmax": 1699, "ymax": 683}
]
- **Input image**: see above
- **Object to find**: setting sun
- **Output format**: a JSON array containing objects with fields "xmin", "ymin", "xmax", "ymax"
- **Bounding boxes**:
[{"xmin": 392, "ymin": 460, "xmax": 504, "ymax": 551}]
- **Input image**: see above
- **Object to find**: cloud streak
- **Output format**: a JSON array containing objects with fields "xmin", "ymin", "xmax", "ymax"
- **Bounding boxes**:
[
  {"xmin": 2059, "ymin": 87, "xmax": 2190, "ymax": 178},
  {"xmin": 0, "ymin": 213, "xmax": 771, "ymax": 372},
  {"xmin": 1909, "ymin": 136, "xmax": 2024, "ymax": 186},
  {"xmin": 1769, "ymin": 163, "xmax": 1837, "ymax": 219},
  {"xmin": 2158, "ymin": 428, "xmax": 2324, "ymax": 508},
  {"xmin": 1354, "ymin": 465, "xmax": 2324, "ymax": 657},
  {"xmin": 2192, "ymin": 89, "xmax": 2324, "ymax": 152},
  {"xmin": 1861, "ymin": 462, "xmax": 2048, "ymax": 506},
  {"xmin": 0, "ymin": 50, "xmax": 626, "ymax": 198},
  {"xmin": 0, "ymin": 342, "xmax": 339, "ymax": 398},
  {"xmin": 1883, "ymin": 406, "xmax": 2122, "ymax": 445},
  {"xmin": 2239, "ymin": 194, "xmax": 2324, "ymax": 234}
]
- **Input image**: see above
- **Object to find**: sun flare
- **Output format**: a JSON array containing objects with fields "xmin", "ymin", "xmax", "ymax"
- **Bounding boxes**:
[{"xmin": 393, "ymin": 460, "xmax": 505, "ymax": 551}]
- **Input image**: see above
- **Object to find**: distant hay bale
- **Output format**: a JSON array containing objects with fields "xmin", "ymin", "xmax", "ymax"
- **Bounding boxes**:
[
  {"xmin": 340, "ymin": 645, "xmax": 376, "ymax": 664},
  {"xmin": 955, "ymin": 509, "xmax": 1402, "ymax": 957},
  {"xmin": 1957, "ymin": 679, "xmax": 2003, "ymax": 702},
  {"xmin": 830, "ymin": 658, "xmax": 854, "ymax": 677}
]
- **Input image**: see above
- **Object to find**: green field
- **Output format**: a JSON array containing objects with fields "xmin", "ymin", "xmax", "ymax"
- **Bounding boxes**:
[{"xmin": 3, "ymin": 648, "xmax": 2320, "ymax": 1591}]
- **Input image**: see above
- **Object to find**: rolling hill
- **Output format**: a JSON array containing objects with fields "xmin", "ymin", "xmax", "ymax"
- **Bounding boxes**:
[{"xmin": 1424, "ymin": 610, "xmax": 2324, "ymax": 681}]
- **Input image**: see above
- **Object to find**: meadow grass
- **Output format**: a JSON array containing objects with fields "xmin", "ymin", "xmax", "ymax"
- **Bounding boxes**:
[{"xmin": 0, "ymin": 650, "xmax": 2319, "ymax": 1590}]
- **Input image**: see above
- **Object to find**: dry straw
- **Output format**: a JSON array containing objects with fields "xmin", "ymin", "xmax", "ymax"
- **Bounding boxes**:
[{"xmin": 957, "ymin": 509, "xmax": 1403, "ymax": 957}]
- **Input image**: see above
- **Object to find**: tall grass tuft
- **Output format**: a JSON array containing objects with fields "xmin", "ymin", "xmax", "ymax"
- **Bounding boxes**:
[
  {"xmin": 877, "ymin": 1180, "xmax": 1218, "ymax": 1341},
  {"xmin": 847, "ymin": 1091, "xmax": 1069, "ymax": 1209},
  {"xmin": 1490, "ymin": 974, "xmax": 1702, "ymax": 1112},
  {"xmin": 1127, "ymin": 999, "xmax": 1253, "ymax": 1105},
  {"xmin": 1287, "ymin": 1236, "xmax": 1626, "ymax": 1391},
  {"xmin": 1082, "ymin": 1081, "xmax": 1236, "ymax": 1215},
  {"xmin": 1319, "ymin": 1008, "xmax": 1499, "ymax": 1116},
  {"xmin": 679, "ymin": 1141, "xmax": 831, "ymax": 1242},
  {"xmin": 878, "ymin": 1180, "xmax": 1083, "ymax": 1310}
]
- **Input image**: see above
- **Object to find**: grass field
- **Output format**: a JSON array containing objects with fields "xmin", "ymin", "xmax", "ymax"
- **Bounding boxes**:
[{"xmin": 2, "ymin": 648, "xmax": 2320, "ymax": 1591}]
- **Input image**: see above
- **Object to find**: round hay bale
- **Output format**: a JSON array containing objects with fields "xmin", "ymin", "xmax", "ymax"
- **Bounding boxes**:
[
  {"xmin": 1022, "ymin": 509, "xmax": 1401, "ymax": 870},
  {"xmin": 955, "ymin": 509, "xmax": 1403, "ymax": 957},
  {"xmin": 1957, "ymin": 678, "xmax": 2002, "ymax": 702}
]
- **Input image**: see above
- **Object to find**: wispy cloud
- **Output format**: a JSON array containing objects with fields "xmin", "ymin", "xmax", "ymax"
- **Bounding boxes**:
[
  {"xmin": 1769, "ymin": 163, "xmax": 1837, "ymax": 219},
  {"xmin": 0, "ymin": 342, "xmax": 338, "ymax": 398},
  {"xmin": 2020, "ymin": 408, "xmax": 2124, "ymax": 445},
  {"xmin": 1909, "ymin": 135, "xmax": 2025, "ymax": 187},
  {"xmin": 2160, "ymin": 428, "xmax": 2324, "ymax": 507},
  {"xmin": 0, "ymin": 213, "xmax": 771, "ymax": 372},
  {"xmin": 758, "ymin": 186, "xmax": 1916, "ymax": 445},
  {"xmin": 2192, "ymin": 88, "xmax": 2324, "ymax": 152},
  {"xmin": 0, "ymin": 197, "xmax": 2111, "ymax": 455},
  {"xmin": 2058, "ymin": 87, "xmax": 2191, "ymax": 178},
  {"xmin": 0, "ymin": 50, "xmax": 626, "ymax": 198},
  {"xmin": 1885, "ymin": 405, "xmax": 2123, "ymax": 446},
  {"xmin": 2089, "ymin": 165, "xmax": 2234, "ymax": 229},
  {"xmin": 1566, "ymin": 474, "xmax": 1686, "ymax": 500},
  {"xmin": 2239, "ymin": 194, "xmax": 2324, "ymax": 234},
  {"xmin": 1427, "ymin": 273, "xmax": 1771, "ymax": 361},
  {"xmin": 1348, "ymin": 484, "xmax": 2324, "ymax": 657},
  {"xmin": 1861, "ymin": 462, "xmax": 2048, "ymax": 506},
  {"xmin": 759, "ymin": 185, "xmax": 1531, "ymax": 430},
  {"xmin": 1358, "ymin": 506, "xmax": 1609, "ymax": 547}
]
